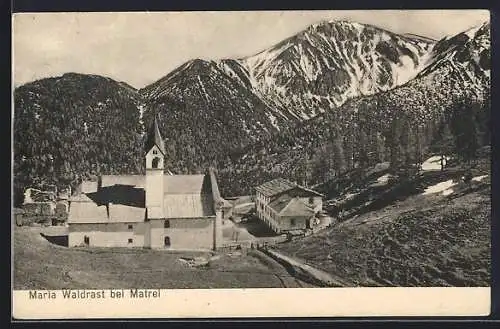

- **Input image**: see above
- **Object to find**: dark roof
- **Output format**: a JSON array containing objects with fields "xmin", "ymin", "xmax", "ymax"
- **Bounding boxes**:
[
  {"xmin": 255, "ymin": 178, "xmax": 324, "ymax": 197},
  {"xmin": 144, "ymin": 114, "xmax": 166, "ymax": 155},
  {"xmin": 255, "ymin": 178, "xmax": 296, "ymax": 197}
]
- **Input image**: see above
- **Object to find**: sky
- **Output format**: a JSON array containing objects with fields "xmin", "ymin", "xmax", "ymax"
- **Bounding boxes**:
[{"xmin": 13, "ymin": 10, "xmax": 490, "ymax": 89}]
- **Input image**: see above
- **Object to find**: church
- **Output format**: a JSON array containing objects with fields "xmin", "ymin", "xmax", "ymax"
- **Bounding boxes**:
[{"xmin": 67, "ymin": 115, "xmax": 223, "ymax": 251}]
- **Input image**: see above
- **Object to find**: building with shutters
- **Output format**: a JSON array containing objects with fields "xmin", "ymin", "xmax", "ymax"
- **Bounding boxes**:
[{"xmin": 255, "ymin": 178, "xmax": 324, "ymax": 234}]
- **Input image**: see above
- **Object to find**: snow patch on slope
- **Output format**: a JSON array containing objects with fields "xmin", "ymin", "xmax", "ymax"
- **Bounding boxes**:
[{"xmin": 422, "ymin": 180, "xmax": 457, "ymax": 196}]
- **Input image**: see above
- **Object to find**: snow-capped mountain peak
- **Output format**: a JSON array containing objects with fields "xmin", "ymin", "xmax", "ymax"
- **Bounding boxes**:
[{"xmin": 235, "ymin": 20, "xmax": 436, "ymax": 120}]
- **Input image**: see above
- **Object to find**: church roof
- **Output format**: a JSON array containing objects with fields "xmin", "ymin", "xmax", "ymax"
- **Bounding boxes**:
[
  {"xmin": 144, "ymin": 114, "xmax": 166, "ymax": 155},
  {"xmin": 68, "ymin": 172, "xmax": 218, "ymax": 223},
  {"xmin": 98, "ymin": 174, "xmax": 211, "ymax": 194},
  {"xmin": 164, "ymin": 175, "xmax": 211, "ymax": 194}
]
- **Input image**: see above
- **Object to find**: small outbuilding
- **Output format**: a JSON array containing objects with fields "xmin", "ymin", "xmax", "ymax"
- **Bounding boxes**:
[{"xmin": 14, "ymin": 208, "xmax": 25, "ymax": 226}]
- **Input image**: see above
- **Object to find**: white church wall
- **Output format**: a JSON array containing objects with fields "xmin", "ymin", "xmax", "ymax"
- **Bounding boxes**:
[{"xmin": 68, "ymin": 222, "xmax": 146, "ymax": 247}]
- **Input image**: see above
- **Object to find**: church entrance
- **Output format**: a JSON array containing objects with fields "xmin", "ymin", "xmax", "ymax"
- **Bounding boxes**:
[{"xmin": 164, "ymin": 236, "xmax": 171, "ymax": 248}]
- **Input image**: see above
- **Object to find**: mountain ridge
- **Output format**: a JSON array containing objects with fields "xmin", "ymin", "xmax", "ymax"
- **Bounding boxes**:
[{"xmin": 13, "ymin": 20, "xmax": 490, "ymax": 202}]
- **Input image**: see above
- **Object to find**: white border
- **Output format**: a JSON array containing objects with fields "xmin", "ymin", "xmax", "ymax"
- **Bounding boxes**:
[{"xmin": 13, "ymin": 288, "xmax": 491, "ymax": 319}]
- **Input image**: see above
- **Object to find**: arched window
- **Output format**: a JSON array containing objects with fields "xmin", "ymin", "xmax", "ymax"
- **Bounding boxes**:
[
  {"xmin": 164, "ymin": 236, "xmax": 171, "ymax": 247},
  {"xmin": 152, "ymin": 157, "xmax": 161, "ymax": 169}
]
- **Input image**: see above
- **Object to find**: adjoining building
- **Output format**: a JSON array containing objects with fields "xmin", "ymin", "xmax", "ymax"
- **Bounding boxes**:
[
  {"xmin": 67, "ymin": 115, "xmax": 223, "ymax": 251},
  {"xmin": 255, "ymin": 178, "xmax": 324, "ymax": 234},
  {"xmin": 220, "ymin": 198, "xmax": 234, "ymax": 224}
]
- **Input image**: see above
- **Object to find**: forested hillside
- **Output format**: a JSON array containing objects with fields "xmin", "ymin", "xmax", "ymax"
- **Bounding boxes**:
[
  {"xmin": 13, "ymin": 73, "xmax": 144, "ymax": 205},
  {"xmin": 139, "ymin": 59, "xmax": 293, "ymax": 174},
  {"xmin": 216, "ymin": 23, "xmax": 490, "ymax": 196},
  {"xmin": 13, "ymin": 21, "xmax": 490, "ymax": 203}
]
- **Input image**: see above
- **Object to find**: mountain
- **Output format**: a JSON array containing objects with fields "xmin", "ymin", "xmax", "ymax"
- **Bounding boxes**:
[
  {"xmin": 416, "ymin": 22, "xmax": 490, "ymax": 92},
  {"xmin": 13, "ymin": 73, "xmax": 144, "ymax": 205},
  {"xmin": 216, "ymin": 22, "xmax": 491, "ymax": 196},
  {"xmin": 238, "ymin": 20, "xmax": 435, "ymax": 120},
  {"xmin": 141, "ymin": 20, "xmax": 436, "ymax": 129},
  {"xmin": 139, "ymin": 59, "xmax": 296, "ymax": 173},
  {"xmin": 13, "ymin": 20, "xmax": 490, "ymax": 202},
  {"xmin": 137, "ymin": 20, "xmax": 437, "ymax": 172}
]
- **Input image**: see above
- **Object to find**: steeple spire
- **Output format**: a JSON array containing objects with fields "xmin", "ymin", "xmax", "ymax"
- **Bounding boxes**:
[{"xmin": 145, "ymin": 112, "xmax": 166, "ymax": 155}]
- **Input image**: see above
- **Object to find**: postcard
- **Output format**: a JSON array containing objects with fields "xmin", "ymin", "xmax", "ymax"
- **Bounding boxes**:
[{"xmin": 12, "ymin": 10, "xmax": 491, "ymax": 319}]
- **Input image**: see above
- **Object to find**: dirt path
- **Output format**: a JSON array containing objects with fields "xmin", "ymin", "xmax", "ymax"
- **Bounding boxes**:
[
  {"xmin": 247, "ymin": 249, "xmax": 313, "ymax": 288},
  {"xmin": 263, "ymin": 248, "xmax": 353, "ymax": 287}
]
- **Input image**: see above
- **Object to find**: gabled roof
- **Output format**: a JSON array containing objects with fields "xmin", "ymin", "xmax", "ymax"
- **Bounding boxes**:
[
  {"xmin": 67, "ymin": 201, "xmax": 109, "ymax": 224},
  {"xmin": 164, "ymin": 175, "xmax": 211, "ymax": 194},
  {"xmin": 67, "ymin": 202, "xmax": 146, "ymax": 224},
  {"xmin": 255, "ymin": 178, "xmax": 324, "ymax": 198},
  {"xmin": 255, "ymin": 178, "xmax": 296, "ymax": 197},
  {"xmin": 68, "ymin": 171, "xmax": 220, "ymax": 223},
  {"xmin": 144, "ymin": 114, "xmax": 166, "ymax": 155},
  {"xmin": 279, "ymin": 198, "xmax": 316, "ymax": 217},
  {"xmin": 268, "ymin": 194, "xmax": 316, "ymax": 217},
  {"xmin": 109, "ymin": 204, "xmax": 146, "ymax": 223},
  {"xmin": 96, "ymin": 174, "xmax": 212, "ymax": 195},
  {"xmin": 164, "ymin": 194, "xmax": 214, "ymax": 218},
  {"xmin": 268, "ymin": 194, "xmax": 295, "ymax": 213}
]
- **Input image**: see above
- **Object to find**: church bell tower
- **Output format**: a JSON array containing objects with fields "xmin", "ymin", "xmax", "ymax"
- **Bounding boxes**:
[{"xmin": 145, "ymin": 113, "xmax": 165, "ymax": 219}]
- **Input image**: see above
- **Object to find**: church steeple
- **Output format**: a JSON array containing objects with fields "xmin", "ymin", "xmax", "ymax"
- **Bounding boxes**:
[
  {"xmin": 145, "ymin": 112, "xmax": 165, "ymax": 223},
  {"xmin": 145, "ymin": 113, "xmax": 166, "ymax": 155}
]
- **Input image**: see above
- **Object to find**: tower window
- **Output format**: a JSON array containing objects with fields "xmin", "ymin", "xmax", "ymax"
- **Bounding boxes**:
[
  {"xmin": 128, "ymin": 238, "xmax": 133, "ymax": 244},
  {"xmin": 128, "ymin": 224, "xmax": 133, "ymax": 230},
  {"xmin": 152, "ymin": 150, "xmax": 157, "ymax": 155},
  {"xmin": 152, "ymin": 157, "xmax": 161, "ymax": 168},
  {"xmin": 164, "ymin": 220, "xmax": 170, "ymax": 228}
]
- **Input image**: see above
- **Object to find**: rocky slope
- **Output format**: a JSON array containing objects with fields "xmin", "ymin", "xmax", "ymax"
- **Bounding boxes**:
[
  {"xmin": 238, "ymin": 20, "xmax": 435, "ymax": 120},
  {"xmin": 216, "ymin": 21, "xmax": 490, "ymax": 196}
]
